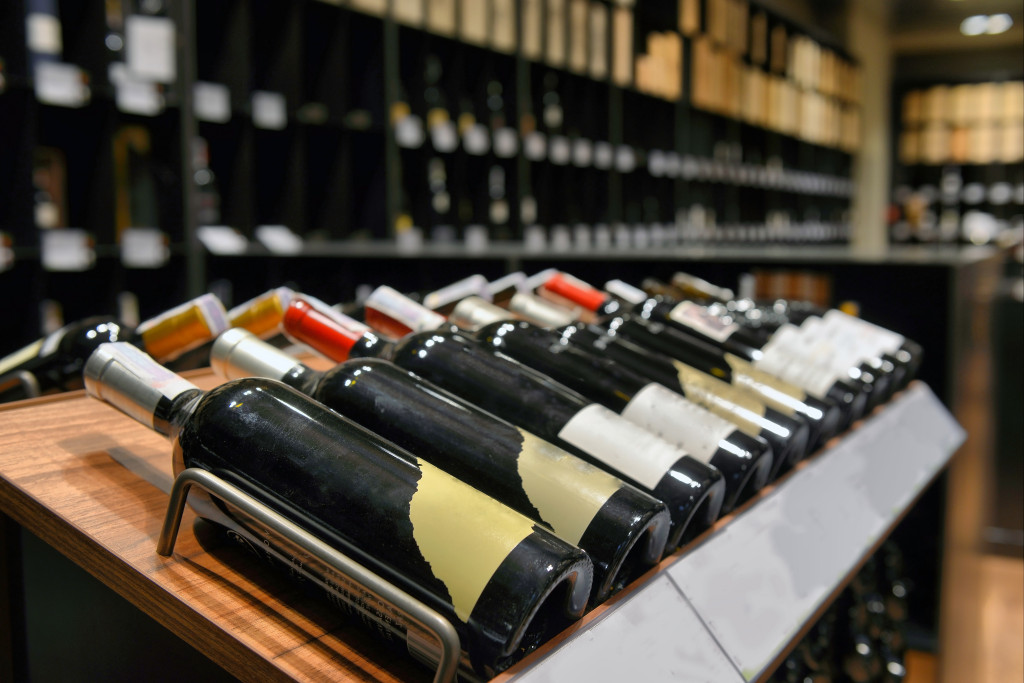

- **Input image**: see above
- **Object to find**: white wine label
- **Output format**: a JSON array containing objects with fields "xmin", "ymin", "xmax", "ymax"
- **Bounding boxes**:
[
  {"xmin": 409, "ymin": 460, "xmax": 534, "ymax": 622},
  {"xmin": 365, "ymin": 286, "xmax": 445, "ymax": 333},
  {"xmin": 672, "ymin": 360, "xmax": 768, "ymax": 437},
  {"xmin": 668, "ymin": 301, "xmax": 740, "ymax": 343},
  {"xmin": 84, "ymin": 342, "xmax": 199, "ymax": 431},
  {"xmin": 0, "ymin": 339, "xmax": 45, "ymax": 377},
  {"xmin": 755, "ymin": 326, "xmax": 840, "ymax": 398},
  {"xmin": 621, "ymin": 384, "xmax": 734, "ymax": 462},
  {"xmin": 558, "ymin": 404, "xmax": 691, "ymax": 488},
  {"xmin": 822, "ymin": 309, "xmax": 904, "ymax": 356},
  {"xmin": 517, "ymin": 428, "xmax": 621, "ymax": 545},
  {"xmin": 724, "ymin": 353, "xmax": 808, "ymax": 416}
]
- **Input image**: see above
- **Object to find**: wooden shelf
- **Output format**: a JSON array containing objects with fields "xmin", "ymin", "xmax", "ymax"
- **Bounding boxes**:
[{"xmin": 0, "ymin": 373, "xmax": 963, "ymax": 682}]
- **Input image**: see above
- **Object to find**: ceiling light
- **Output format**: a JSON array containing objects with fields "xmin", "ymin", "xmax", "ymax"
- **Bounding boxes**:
[
  {"xmin": 987, "ymin": 13, "xmax": 1013, "ymax": 34},
  {"xmin": 961, "ymin": 14, "xmax": 989, "ymax": 36}
]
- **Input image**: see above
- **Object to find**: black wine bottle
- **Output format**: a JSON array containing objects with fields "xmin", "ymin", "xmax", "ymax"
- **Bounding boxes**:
[
  {"xmin": 457, "ymin": 295, "xmax": 817, "ymax": 467},
  {"xmin": 83, "ymin": 342, "xmax": 593, "ymax": 677},
  {"xmin": 361, "ymin": 287, "xmax": 746, "ymax": 515},
  {"xmin": 451, "ymin": 300, "xmax": 794, "ymax": 481},
  {"xmin": 212, "ymin": 329, "xmax": 672, "ymax": 603},
  {"xmin": 0, "ymin": 293, "xmax": 229, "ymax": 403},
  {"xmin": 289, "ymin": 293, "xmax": 726, "ymax": 546}
]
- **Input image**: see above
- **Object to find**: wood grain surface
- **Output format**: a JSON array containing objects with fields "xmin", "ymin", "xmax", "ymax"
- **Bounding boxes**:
[{"xmin": 0, "ymin": 375, "xmax": 430, "ymax": 683}]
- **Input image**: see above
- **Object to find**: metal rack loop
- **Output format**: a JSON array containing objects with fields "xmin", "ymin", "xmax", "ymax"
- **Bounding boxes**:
[{"xmin": 158, "ymin": 467, "xmax": 462, "ymax": 683}]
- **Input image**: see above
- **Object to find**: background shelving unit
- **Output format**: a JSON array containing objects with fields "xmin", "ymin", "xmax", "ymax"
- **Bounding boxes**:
[{"xmin": 1, "ymin": 0, "xmax": 863, "ymax": 354}]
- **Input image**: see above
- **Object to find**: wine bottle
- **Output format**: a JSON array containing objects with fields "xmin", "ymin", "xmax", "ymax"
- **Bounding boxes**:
[
  {"xmin": 284, "ymin": 296, "xmax": 726, "ymax": 545},
  {"xmin": 0, "ymin": 293, "xmax": 229, "ymax": 403},
  {"xmin": 212, "ymin": 329, "xmax": 672, "ymax": 603},
  {"xmin": 361, "ymin": 288, "xmax": 756, "ymax": 511},
  {"xmin": 535, "ymin": 273, "xmax": 868, "ymax": 428},
  {"xmin": 83, "ymin": 342, "xmax": 593, "ymax": 677},
  {"xmin": 450, "ymin": 298, "xmax": 794, "ymax": 480}
]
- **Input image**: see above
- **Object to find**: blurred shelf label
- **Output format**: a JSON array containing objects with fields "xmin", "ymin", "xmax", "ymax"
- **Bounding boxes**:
[
  {"xmin": 125, "ymin": 15, "xmax": 176, "ymax": 83},
  {"xmin": 26, "ymin": 12, "xmax": 62, "ymax": 56},
  {"xmin": 121, "ymin": 227, "xmax": 169, "ymax": 268},
  {"xmin": 255, "ymin": 225, "xmax": 303, "ymax": 255},
  {"xmin": 110, "ymin": 63, "xmax": 164, "ymax": 116},
  {"xmin": 252, "ymin": 91, "xmax": 287, "ymax": 130},
  {"xmin": 41, "ymin": 228, "xmax": 94, "ymax": 271},
  {"xmin": 0, "ymin": 233, "xmax": 12, "ymax": 273},
  {"xmin": 34, "ymin": 62, "xmax": 90, "ymax": 108},
  {"xmin": 197, "ymin": 225, "xmax": 247, "ymax": 255},
  {"xmin": 194, "ymin": 82, "xmax": 231, "ymax": 123}
]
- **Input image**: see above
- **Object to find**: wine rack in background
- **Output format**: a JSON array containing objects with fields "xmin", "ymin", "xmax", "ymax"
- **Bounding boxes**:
[
  {"xmin": 0, "ymin": 0, "xmax": 863, "ymax": 354},
  {"xmin": 890, "ymin": 79, "xmax": 1024, "ymax": 246}
]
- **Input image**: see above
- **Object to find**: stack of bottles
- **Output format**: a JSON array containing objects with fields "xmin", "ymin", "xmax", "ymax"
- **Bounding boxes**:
[{"xmin": 0, "ymin": 269, "xmax": 923, "ymax": 678}]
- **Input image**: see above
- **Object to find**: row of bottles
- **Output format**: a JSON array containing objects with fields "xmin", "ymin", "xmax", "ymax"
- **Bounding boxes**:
[{"xmin": 4, "ymin": 265, "xmax": 924, "ymax": 676}]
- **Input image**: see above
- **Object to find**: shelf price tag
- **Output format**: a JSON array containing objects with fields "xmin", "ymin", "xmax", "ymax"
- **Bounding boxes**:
[
  {"xmin": 252, "ymin": 91, "xmax": 287, "ymax": 130},
  {"xmin": 125, "ymin": 15, "xmax": 176, "ymax": 84},
  {"xmin": 109, "ymin": 63, "xmax": 164, "ymax": 116},
  {"xmin": 120, "ymin": 227, "xmax": 169, "ymax": 269},
  {"xmin": 194, "ymin": 82, "xmax": 231, "ymax": 123},
  {"xmin": 255, "ymin": 225, "xmax": 303, "ymax": 255},
  {"xmin": 41, "ymin": 228, "xmax": 95, "ymax": 272},
  {"xmin": 34, "ymin": 62, "xmax": 90, "ymax": 108},
  {"xmin": 197, "ymin": 226, "xmax": 248, "ymax": 255}
]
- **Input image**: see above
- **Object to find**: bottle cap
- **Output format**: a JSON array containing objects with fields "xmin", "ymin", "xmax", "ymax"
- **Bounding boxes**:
[
  {"xmin": 136, "ymin": 293, "xmax": 230, "ymax": 362},
  {"xmin": 283, "ymin": 298, "xmax": 369, "ymax": 362},
  {"xmin": 364, "ymin": 286, "xmax": 446, "ymax": 339},
  {"xmin": 604, "ymin": 279, "xmax": 648, "ymax": 306},
  {"xmin": 211, "ymin": 328, "xmax": 303, "ymax": 382},
  {"xmin": 84, "ymin": 342, "xmax": 199, "ymax": 435},
  {"xmin": 485, "ymin": 271, "xmax": 527, "ymax": 304},
  {"xmin": 449, "ymin": 296, "xmax": 511, "ymax": 331},
  {"xmin": 421, "ymin": 275, "xmax": 489, "ymax": 314},
  {"xmin": 541, "ymin": 272, "xmax": 607, "ymax": 312},
  {"xmin": 227, "ymin": 287, "xmax": 294, "ymax": 338},
  {"xmin": 507, "ymin": 293, "xmax": 579, "ymax": 328}
]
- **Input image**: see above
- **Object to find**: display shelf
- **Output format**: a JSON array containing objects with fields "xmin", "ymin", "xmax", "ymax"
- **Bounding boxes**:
[
  {"xmin": 497, "ymin": 382, "xmax": 964, "ymax": 682},
  {"xmin": 0, "ymin": 375, "xmax": 962, "ymax": 682}
]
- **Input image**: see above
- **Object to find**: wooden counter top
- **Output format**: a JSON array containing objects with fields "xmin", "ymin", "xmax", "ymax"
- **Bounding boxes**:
[{"xmin": 0, "ymin": 374, "xmax": 429, "ymax": 683}]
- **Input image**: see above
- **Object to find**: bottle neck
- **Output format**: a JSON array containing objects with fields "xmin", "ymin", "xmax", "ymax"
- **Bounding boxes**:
[
  {"xmin": 83, "ymin": 342, "xmax": 203, "ymax": 437},
  {"xmin": 210, "ymin": 328, "xmax": 324, "ymax": 395},
  {"xmin": 364, "ymin": 285, "xmax": 447, "ymax": 338},
  {"xmin": 283, "ymin": 297, "xmax": 388, "ymax": 363}
]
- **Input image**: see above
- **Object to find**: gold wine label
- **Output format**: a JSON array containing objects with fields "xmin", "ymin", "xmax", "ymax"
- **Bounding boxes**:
[
  {"xmin": 137, "ymin": 294, "xmax": 228, "ymax": 361},
  {"xmin": 672, "ymin": 359, "xmax": 766, "ymax": 437},
  {"xmin": 0, "ymin": 339, "xmax": 44, "ymax": 377},
  {"xmin": 517, "ymin": 428, "xmax": 621, "ymax": 545},
  {"xmin": 409, "ymin": 460, "xmax": 535, "ymax": 622},
  {"xmin": 228, "ymin": 289, "xmax": 292, "ymax": 338}
]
